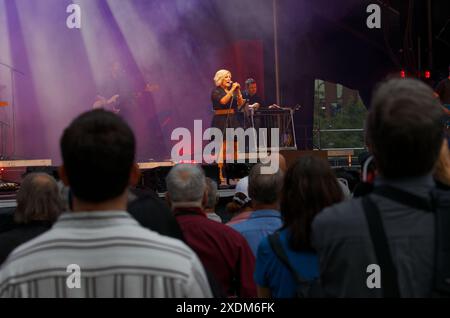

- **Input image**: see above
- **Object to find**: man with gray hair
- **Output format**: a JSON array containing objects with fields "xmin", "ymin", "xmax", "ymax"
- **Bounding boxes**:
[
  {"xmin": 230, "ymin": 163, "xmax": 284, "ymax": 255},
  {"xmin": 166, "ymin": 164, "xmax": 257, "ymax": 297},
  {"xmin": 0, "ymin": 173, "xmax": 64, "ymax": 265}
]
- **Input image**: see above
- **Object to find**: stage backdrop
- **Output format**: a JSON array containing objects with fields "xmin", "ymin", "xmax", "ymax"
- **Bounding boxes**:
[
  {"xmin": 0, "ymin": 0, "xmax": 268, "ymax": 164},
  {"xmin": 0, "ymin": 0, "xmax": 400, "ymax": 164}
]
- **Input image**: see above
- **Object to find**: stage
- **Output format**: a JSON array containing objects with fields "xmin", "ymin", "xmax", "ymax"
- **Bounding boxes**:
[{"xmin": 0, "ymin": 148, "xmax": 360, "ymax": 203}]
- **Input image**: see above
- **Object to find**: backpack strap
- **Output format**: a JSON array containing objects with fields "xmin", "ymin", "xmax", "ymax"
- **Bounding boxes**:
[
  {"xmin": 372, "ymin": 185, "xmax": 434, "ymax": 212},
  {"xmin": 368, "ymin": 185, "xmax": 450, "ymax": 297},
  {"xmin": 362, "ymin": 195, "xmax": 401, "ymax": 298},
  {"xmin": 268, "ymin": 232, "xmax": 307, "ymax": 285}
]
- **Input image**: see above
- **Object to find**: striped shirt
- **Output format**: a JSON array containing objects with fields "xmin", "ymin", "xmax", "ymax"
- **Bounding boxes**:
[{"xmin": 0, "ymin": 211, "xmax": 212, "ymax": 298}]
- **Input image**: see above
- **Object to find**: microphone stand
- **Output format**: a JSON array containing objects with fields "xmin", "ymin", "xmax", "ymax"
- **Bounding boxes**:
[
  {"xmin": 0, "ymin": 61, "xmax": 25, "ymax": 160},
  {"xmin": 247, "ymin": 102, "xmax": 258, "ymax": 153},
  {"xmin": 225, "ymin": 92, "xmax": 235, "ymax": 137},
  {"xmin": 223, "ymin": 89, "xmax": 235, "ymax": 178}
]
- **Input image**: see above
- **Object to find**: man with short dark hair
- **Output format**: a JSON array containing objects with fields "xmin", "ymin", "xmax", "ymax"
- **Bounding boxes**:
[
  {"xmin": 243, "ymin": 78, "xmax": 264, "ymax": 110},
  {"xmin": 240, "ymin": 78, "xmax": 265, "ymax": 129},
  {"xmin": 0, "ymin": 110, "xmax": 212, "ymax": 298},
  {"xmin": 230, "ymin": 163, "xmax": 284, "ymax": 255},
  {"xmin": 312, "ymin": 78, "xmax": 446, "ymax": 297}
]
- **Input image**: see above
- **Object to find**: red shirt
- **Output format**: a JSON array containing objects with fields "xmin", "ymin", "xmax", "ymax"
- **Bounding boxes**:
[{"xmin": 174, "ymin": 207, "xmax": 257, "ymax": 297}]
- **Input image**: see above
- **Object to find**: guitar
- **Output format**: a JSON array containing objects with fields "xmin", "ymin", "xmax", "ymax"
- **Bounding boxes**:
[
  {"xmin": 93, "ymin": 94, "xmax": 121, "ymax": 113},
  {"xmin": 92, "ymin": 83, "xmax": 160, "ymax": 113}
]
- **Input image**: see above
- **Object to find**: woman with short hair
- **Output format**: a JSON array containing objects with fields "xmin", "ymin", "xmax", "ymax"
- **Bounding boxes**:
[
  {"xmin": 210, "ymin": 70, "xmax": 245, "ymax": 182},
  {"xmin": 211, "ymin": 69, "xmax": 244, "ymax": 133}
]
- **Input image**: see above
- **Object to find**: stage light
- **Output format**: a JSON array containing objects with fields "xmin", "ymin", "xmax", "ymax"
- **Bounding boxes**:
[
  {"xmin": 425, "ymin": 70, "xmax": 431, "ymax": 79},
  {"xmin": 400, "ymin": 70, "xmax": 406, "ymax": 78}
]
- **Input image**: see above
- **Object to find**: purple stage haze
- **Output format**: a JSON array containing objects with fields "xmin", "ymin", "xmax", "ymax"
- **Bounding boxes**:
[
  {"xmin": 1, "ymin": 0, "xmax": 396, "ymax": 163},
  {"xmin": 0, "ymin": 0, "xmax": 270, "ymax": 164}
]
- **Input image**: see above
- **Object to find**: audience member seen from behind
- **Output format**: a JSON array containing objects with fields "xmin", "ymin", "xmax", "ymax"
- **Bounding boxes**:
[
  {"xmin": 227, "ymin": 152, "xmax": 286, "ymax": 220},
  {"xmin": 226, "ymin": 151, "xmax": 286, "ymax": 227},
  {"xmin": 312, "ymin": 78, "xmax": 445, "ymax": 297},
  {"xmin": 166, "ymin": 164, "xmax": 257, "ymax": 297},
  {"xmin": 0, "ymin": 173, "xmax": 64, "ymax": 265},
  {"xmin": 255, "ymin": 156, "xmax": 344, "ymax": 298},
  {"xmin": 353, "ymin": 152, "xmax": 377, "ymax": 197},
  {"xmin": 0, "ymin": 110, "xmax": 212, "ymax": 298},
  {"xmin": 230, "ymin": 163, "xmax": 284, "ymax": 256}
]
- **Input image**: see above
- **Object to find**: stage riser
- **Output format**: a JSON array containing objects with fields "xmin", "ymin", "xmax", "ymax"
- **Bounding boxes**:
[{"xmin": 0, "ymin": 150, "xmax": 329, "ymax": 188}]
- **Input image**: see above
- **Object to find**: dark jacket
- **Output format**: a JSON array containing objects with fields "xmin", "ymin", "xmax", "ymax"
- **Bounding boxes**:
[
  {"xmin": 312, "ymin": 175, "xmax": 437, "ymax": 297},
  {"xmin": 0, "ymin": 221, "xmax": 52, "ymax": 266},
  {"xmin": 127, "ymin": 188, "xmax": 184, "ymax": 241}
]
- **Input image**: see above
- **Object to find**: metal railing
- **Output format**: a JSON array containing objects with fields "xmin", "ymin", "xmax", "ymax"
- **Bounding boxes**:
[{"xmin": 314, "ymin": 128, "xmax": 365, "ymax": 151}]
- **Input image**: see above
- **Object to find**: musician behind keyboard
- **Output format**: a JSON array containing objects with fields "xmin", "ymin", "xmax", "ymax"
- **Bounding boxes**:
[{"xmin": 242, "ymin": 78, "xmax": 265, "ymax": 111}]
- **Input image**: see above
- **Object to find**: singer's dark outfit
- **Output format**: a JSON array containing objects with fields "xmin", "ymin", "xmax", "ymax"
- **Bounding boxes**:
[{"xmin": 211, "ymin": 87, "xmax": 242, "ymax": 134}]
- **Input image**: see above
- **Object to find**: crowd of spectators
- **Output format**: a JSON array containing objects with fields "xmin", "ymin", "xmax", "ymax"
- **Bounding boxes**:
[{"xmin": 0, "ymin": 78, "xmax": 449, "ymax": 298}]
